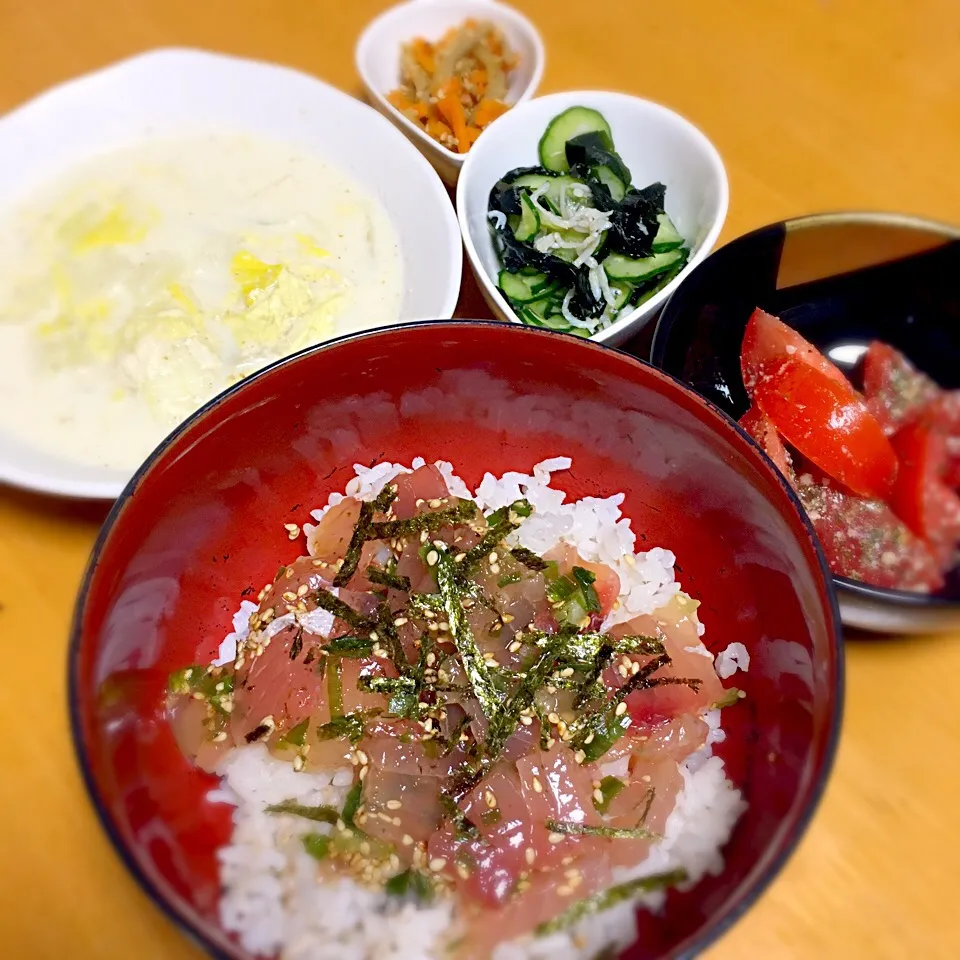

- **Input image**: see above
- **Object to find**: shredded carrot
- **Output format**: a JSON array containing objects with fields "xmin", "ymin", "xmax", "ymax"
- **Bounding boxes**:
[
  {"xmin": 437, "ymin": 91, "xmax": 474, "ymax": 154},
  {"xmin": 473, "ymin": 97, "xmax": 509, "ymax": 128},
  {"xmin": 386, "ymin": 18, "xmax": 517, "ymax": 154}
]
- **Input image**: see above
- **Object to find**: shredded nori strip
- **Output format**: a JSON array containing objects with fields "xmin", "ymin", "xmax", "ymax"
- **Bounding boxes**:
[
  {"xmin": 574, "ymin": 642, "xmax": 616, "ymax": 707},
  {"xmin": 314, "ymin": 589, "xmax": 373, "ymax": 629},
  {"xmin": 438, "ymin": 792, "xmax": 481, "ymax": 840},
  {"xmin": 535, "ymin": 869, "xmax": 688, "ymax": 936},
  {"xmin": 289, "ymin": 627, "xmax": 304, "ymax": 661},
  {"xmin": 334, "ymin": 500, "xmax": 376, "ymax": 587},
  {"xmin": 544, "ymin": 818, "xmax": 658, "ymax": 841},
  {"xmin": 510, "ymin": 546, "xmax": 549, "ymax": 571},
  {"xmin": 376, "ymin": 601, "xmax": 411, "ymax": 672},
  {"xmin": 328, "ymin": 656, "xmax": 344, "ymax": 717},
  {"xmin": 433, "ymin": 546, "xmax": 504, "ymax": 717},
  {"xmin": 265, "ymin": 800, "xmax": 339, "ymax": 823},
  {"xmin": 370, "ymin": 499, "xmax": 477, "ymax": 540},
  {"xmin": 367, "ymin": 564, "xmax": 412, "ymax": 592},
  {"xmin": 372, "ymin": 484, "xmax": 398, "ymax": 513},
  {"xmin": 458, "ymin": 500, "xmax": 531, "ymax": 576}
]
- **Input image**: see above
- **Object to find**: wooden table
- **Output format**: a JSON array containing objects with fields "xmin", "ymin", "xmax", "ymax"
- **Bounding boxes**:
[{"xmin": 1, "ymin": 0, "xmax": 959, "ymax": 957}]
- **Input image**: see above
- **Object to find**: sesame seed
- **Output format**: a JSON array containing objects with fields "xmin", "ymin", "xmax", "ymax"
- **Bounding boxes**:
[
  {"xmin": 546, "ymin": 737, "xmax": 556, "ymax": 749},
  {"xmin": 359, "ymin": 765, "xmax": 368, "ymax": 780},
  {"xmin": 282, "ymin": 591, "xmax": 296, "ymax": 602},
  {"xmin": 394, "ymin": 617, "xmax": 408, "ymax": 627},
  {"xmin": 615, "ymin": 701, "xmax": 628, "ymax": 716},
  {"xmin": 532, "ymin": 776, "xmax": 543, "ymax": 794},
  {"xmin": 485, "ymin": 790, "xmax": 497, "ymax": 809},
  {"xmin": 489, "ymin": 551, "xmax": 498, "ymax": 562},
  {"xmin": 618, "ymin": 664, "xmax": 629, "ymax": 678},
  {"xmin": 454, "ymin": 553, "xmax": 466, "ymax": 562},
  {"xmin": 426, "ymin": 550, "xmax": 439, "ymax": 566},
  {"xmin": 490, "ymin": 564, "xmax": 501, "ymax": 575},
  {"xmin": 284, "ymin": 523, "xmax": 300, "ymax": 540},
  {"xmin": 574, "ymin": 750, "xmax": 586, "ymax": 764},
  {"xmin": 508, "ymin": 640, "xmax": 522, "ymax": 654},
  {"xmin": 429, "ymin": 858, "xmax": 447, "ymax": 872},
  {"xmin": 631, "ymin": 661, "xmax": 641, "ymax": 675},
  {"xmin": 213, "ymin": 731, "xmax": 228, "ymax": 742},
  {"xmin": 292, "ymin": 755, "xmax": 305, "ymax": 771},
  {"xmin": 525, "ymin": 848, "xmax": 537, "ymax": 865},
  {"xmin": 584, "ymin": 732, "xmax": 595, "ymax": 744},
  {"xmin": 428, "ymin": 499, "xmax": 443, "ymax": 508},
  {"xmin": 593, "ymin": 788, "xmax": 604, "ymax": 804},
  {"xmin": 548, "ymin": 832, "xmax": 564, "ymax": 844},
  {"xmin": 560, "ymin": 667, "xmax": 575, "ymax": 678},
  {"xmin": 296, "ymin": 584, "xmax": 309, "ymax": 597},
  {"xmin": 355, "ymin": 749, "xmax": 369, "ymax": 765},
  {"xmin": 519, "ymin": 714, "xmax": 533, "ymax": 726},
  {"xmin": 386, "ymin": 799, "xmax": 402, "ymax": 810},
  {"xmin": 547, "ymin": 712, "xmax": 560, "ymax": 725},
  {"xmin": 285, "ymin": 567, "xmax": 295, "ymax": 578},
  {"xmin": 420, "ymin": 530, "xmax": 429, "ymax": 543}
]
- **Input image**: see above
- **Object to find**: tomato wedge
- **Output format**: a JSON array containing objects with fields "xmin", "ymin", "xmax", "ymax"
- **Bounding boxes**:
[
  {"xmin": 889, "ymin": 421, "xmax": 960, "ymax": 566},
  {"xmin": 797, "ymin": 477, "xmax": 944, "ymax": 593},
  {"xmin": 741, "ymin": 308, "xmax": 848, "ymax": 396},
  {"xmin": 752, "ymin": 357, "xmax": 898, "ymax": 500},
  {"xmin": 862, "ymin": 341, "xmax": 939, "ymax": 436},
  {"xmin": 739, "ymin": 405, "xmax": 795, "ymax": 482}
]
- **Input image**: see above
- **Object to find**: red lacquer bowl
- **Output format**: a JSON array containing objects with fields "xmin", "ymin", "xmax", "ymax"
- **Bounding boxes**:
[{"xmin": 69, "ymin": 321, "xmax": 843, "ymax": 960}]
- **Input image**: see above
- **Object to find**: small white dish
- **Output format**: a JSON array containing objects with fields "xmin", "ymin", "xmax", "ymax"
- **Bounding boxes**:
[
  {"xmin": 456, "ymin": 90, "xmax": 729, "ymax": 347},
  {"xmin": 356, "ymin": 0, "xmax": 544, "ymax": 186},
  {"xmin": 0, "ymin": 47, "xmax": 462, "ymax": 501}
]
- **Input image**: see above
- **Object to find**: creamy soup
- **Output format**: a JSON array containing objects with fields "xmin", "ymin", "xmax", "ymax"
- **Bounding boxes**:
[{"xmin": 0, "ymin": 134, "xmax": 403, "ymax": 471}]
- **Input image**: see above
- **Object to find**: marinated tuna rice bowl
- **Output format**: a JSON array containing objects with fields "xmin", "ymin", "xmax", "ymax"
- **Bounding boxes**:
[{"xmin": 167, "ymin": 456, "xmax": 750, "ymax": 960}]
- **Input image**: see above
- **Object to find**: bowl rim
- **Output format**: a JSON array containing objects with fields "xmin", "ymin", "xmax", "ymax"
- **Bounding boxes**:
[
  {"xmin": 455, "ymin": 89, "xmax": 730, "ymax": 344},
  {"xmin": 651, "ymin": 208, "xmax": 960, "ymax": 610},
  {"xmin": 354, "ymin": 0, "xmax": 546, "ymax": 166},
  {"xmin": 68, "ymin": 318, "xmax": 844, "ymax": 960},
  {"xmin": 0, "ymin": 45, "xmax": 464, "ymax": 503}
]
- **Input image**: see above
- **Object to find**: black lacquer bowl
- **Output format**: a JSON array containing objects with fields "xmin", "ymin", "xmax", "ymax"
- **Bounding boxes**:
[{"xmin": 650, "ymin": 212, "xmax": 960, "ymax": 633}]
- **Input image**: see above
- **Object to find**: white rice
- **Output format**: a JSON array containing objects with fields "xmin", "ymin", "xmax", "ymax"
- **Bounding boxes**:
[{"xmin": 210, "ymin": 458, "xmax": 748, "ymax": 959}]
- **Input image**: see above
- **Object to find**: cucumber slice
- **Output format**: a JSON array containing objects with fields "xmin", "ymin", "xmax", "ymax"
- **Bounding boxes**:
[
  {"xmin": 602, "ymin": 249, "xmax": 685, "ymax": 282},
  {"xmin": 539, "ymin": 107, "xmax": 613, "ymax": 173},
  {"xmin": 592, "ymin": 165, "xmax": 627, "ymax": 203},
  {"xmin": 652, "ymin": 214, "xmax": 684, "ymax": 253},
  {"xmin": 499, "ymin": 269, "xmax": 551, "ymax": 303},
  {"xmin": 509, "ymin": 172, "xmax": 557, "ymax": 192},
  {"xmin": 513, "ymin": 192, "xmax": 541, "ymax": 242},
  {"xmin": 522, "ymin": 296, "xmax": 572, "ymax": 331}
]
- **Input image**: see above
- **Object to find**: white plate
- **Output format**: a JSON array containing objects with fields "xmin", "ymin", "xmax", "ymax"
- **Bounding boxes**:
[
  {"xmin": 356, "ymin": 0, "xmax": 544, "ymax": 186},
  {"xmin": 456, "ymin": 90, "xmax": 728, "ymax": 347},
  {"xmin": 0, "ymin": 47, "xmax": 462, "ymax": 501}
]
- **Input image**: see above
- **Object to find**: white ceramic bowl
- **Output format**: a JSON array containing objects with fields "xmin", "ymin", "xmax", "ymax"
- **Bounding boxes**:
[
  {"xmin": 456, "ymin": 90, "xmax": 729, "ymax": 346},
  {"xmin": 356, "ymin": 0, "xmax": 544, "ymax": 186},
  {"xmin": 0, "ymin": 47, "xmax": 462, "ymax": 501}
]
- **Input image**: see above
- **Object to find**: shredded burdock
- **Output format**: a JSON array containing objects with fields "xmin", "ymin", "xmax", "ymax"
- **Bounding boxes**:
[{"xmin": 386, "ymin": 19, "xmax": 518, "ymax": 154}]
